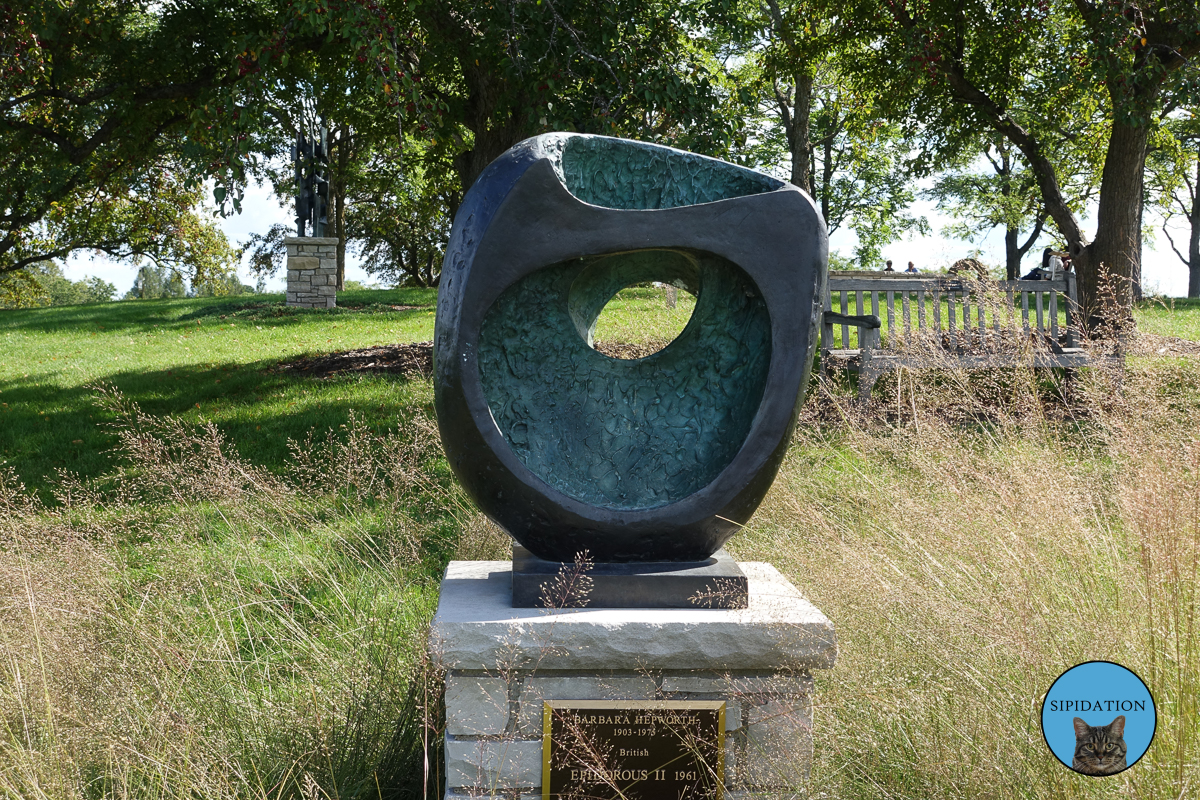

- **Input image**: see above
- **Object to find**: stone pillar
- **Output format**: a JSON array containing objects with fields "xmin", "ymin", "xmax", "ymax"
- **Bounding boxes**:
[
  {"xmin": 285, "ymin": 236, "xmax": 339, "ymax": 308},
  {"xmin": 431, "ymin": 561, "xmax": 837, "ymax": 800}
]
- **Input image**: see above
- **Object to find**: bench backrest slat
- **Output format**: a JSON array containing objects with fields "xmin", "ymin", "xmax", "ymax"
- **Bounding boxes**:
[
  {"xmin": 821, "ymin": 272, "xmax": 1081, "ymax": 355},
  {"xmin": 840, "ymin": 289, "xmax": 850, "ymax": 346}
]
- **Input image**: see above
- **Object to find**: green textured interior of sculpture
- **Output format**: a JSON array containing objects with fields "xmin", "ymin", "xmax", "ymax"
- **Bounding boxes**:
[
  {"xmin": 478, "ymin": 249, "xmax": 771, "ymax": 510},
  {"xmin": 555, "ymin": 136, "xmax": 782, "ymax": 209}
]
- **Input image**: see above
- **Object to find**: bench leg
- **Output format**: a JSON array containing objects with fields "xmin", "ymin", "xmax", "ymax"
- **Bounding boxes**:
[
  {"xmin": 858, "ymin": 362, "xmax": 883, "ymax": 400},
  {"xmin": 1061, "ymin": 367, "xmax": 1079, "ymax": 405}
]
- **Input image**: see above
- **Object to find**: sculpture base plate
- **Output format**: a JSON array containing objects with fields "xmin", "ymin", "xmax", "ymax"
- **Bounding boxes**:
[{"xmin": 511, "ymin": 544, "xmax": 748, "ymax": 609}]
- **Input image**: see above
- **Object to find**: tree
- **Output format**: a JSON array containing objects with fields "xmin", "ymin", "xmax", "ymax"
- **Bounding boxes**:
[
  {"xmin": 243, "ymin": 137, "xmax": 454, "ymax": 288},
  {"xmin": 854, "ymin": 0, "xmax": 1200, "ymax": 324},
  {"xmin": 926, "ymin": 139, "xmax": 1058, "ymax": 279},
  {"xmin": 395, "ymin": 0, "xmax": 752, "ymax": 192},
  {"xmin": 2, "ymin": 1, "xmax": 253, "ymax": 274},
  {"xmin": 8, "ymin": 0, "xmax": 766, "ymax": 303},
  {"xmin": 192, "ymin": 272, "xmax": 254, "ymax": 297},
  {"xmin": 124, "ymin": 265, "xmax": 187, "ymax": 300},
  {"xmin": 345, "ymin": 139, "xmax": 454, "ymax": 287},
  {"xmin": 239, "ymin": 0, "xmax": 755, "ymax": 289},
  {"xmin": 1163, "ymin": 141, "xmax": 1199, "ymax": 297},
  {"xmin": 0, "ymin": 269, "xmax": 43, "ymax": 309},
  {"xmin": 814, "ymin": 116, "xmax": 928, "ymax": 268},
  {"xmin": 240, "ymin": 59, "xmax": 406, "ymax": 291},
  {"xmin": 1147, "ymin": 114, "xmax": 1200, "ymax": 296},
  {"xmin": 82, "ymin": 275, "xmax": 118, "ymax": 302},
  {"xmin": 0, "ymin": 262, "xmax": 116, "ymax": 308},
  {"xmin": 750, "ymin": 0, "xmax": 927, "ymax": 267},
  {"xmin": 2, "ymin": 0, "xmax": 409, "ymax": 277},
  {"xmin": 42, "ymin": 170, "xmax": 240, "ymax": 288}
]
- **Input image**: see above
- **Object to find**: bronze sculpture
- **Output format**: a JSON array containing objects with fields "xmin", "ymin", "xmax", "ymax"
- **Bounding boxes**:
[{"xmin": 435, "ymin": 134, "xmax": 827, "ymax": 565}]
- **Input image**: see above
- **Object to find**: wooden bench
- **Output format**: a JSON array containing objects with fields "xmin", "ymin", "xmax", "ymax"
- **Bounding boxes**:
[{"xmin": 821, "ymin": 271, "xmax": 1093, "ymax": 397}]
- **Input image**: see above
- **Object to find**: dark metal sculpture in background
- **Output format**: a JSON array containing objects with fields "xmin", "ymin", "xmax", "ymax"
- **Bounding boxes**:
[{"xmin": 293, "ymin": 121, "xmax": 330, "ymax": 237}]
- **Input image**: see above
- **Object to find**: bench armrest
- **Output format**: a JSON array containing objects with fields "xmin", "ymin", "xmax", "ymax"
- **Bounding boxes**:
[{"xmin": 824, "ymin": 312, "xmax": 882, "ymax": 329}]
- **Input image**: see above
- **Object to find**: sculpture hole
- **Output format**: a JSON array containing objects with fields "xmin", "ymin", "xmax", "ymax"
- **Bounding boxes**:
[{"xmin": 591, "ymin": 283, "xmax": 697, "ymax": 359}]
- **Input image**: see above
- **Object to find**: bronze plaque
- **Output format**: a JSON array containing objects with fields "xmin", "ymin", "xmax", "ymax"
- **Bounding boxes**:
[{"xmin": 541, "ymin": 700, "xmax": 725, "ymax": 800}]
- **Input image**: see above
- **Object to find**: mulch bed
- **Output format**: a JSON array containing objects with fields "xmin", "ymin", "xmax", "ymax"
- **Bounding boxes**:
[
  {"xmin": 272, "ymin": 342, "xmax": 434, "ymax": 379},
  {"xmin": 1125, "ymin": 332, "xmax": 1200, "ymax": 357}
]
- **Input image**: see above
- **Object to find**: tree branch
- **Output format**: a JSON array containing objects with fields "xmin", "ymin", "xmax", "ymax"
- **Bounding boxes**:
[
  {"xmin": 1162, "ymin": 221, "xmax": 1189, "ymax": 267},
  {"xmin": 918, "ymin": 32, "xmax": 1088, "ymax": 254},
  {"xmin": 1018, "ymin": 210, "xmax": 1048, "ymax": 258}
]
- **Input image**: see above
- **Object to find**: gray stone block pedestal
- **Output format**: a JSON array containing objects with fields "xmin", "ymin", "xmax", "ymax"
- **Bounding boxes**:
[
  {"xmin": 285, "ymin": 236, "xmax": 338, "ymax": 308},
  {"xmin": 430, "ymin": 561, "xmax": 837, "ymax": 799}
]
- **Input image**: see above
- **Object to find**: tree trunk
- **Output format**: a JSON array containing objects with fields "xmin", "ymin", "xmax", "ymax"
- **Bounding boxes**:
[
  {"xmin": 789, "ymin": 74, "xmax": 813, "ymax": 194},
  {"xmin": 425, "ymin": 251, "xmax": 439, "ymax": 287},
  {"xmin": 821, "ymin": 133, "xmax": 833, "ymax": 226},
  {"xmin": 1189, "ymin": 154, "xmax": 1200, "ymax": 298},
  {"xmin": 997, "ymin": 144, "xmax": 1020, "ymax": 280},
  {"xmin": 1076, "ymin": 119, "xmax": 1149, "ymax": 327},
  {"xmin": 1008, "ymin": 213, "xmax": 1046, "ymax": 281},
  {"xmin": 1133, "ymin": 184, "xmax": 1144, "ymax": 301},
  {"xmin": 332, "ymin": 123, "xmax": 351, "ymax": 291},
  {"xmin": 335, "ymin": 204, "xmax": 345, "ymax": 291},
  {"xmin": 764, "ymin": 0, "xmax": 814, "ymax": 197},
  {"xmin": 452, "ymin": 67, "xmax": 528, "ymax": 192},
  {"xmin": 1005, "ymin": 226, "xmax": 1020, "ymax": 280},
  {"xmin": 1189, "ymin": 215, "xmax": 1200, "ymax": 298}
]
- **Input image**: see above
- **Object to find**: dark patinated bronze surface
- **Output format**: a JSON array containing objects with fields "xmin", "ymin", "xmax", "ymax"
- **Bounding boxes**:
[
  {"xmin": 511, "ymin": 545, "xmax": 748, "ymax": 609},
  {"xmin": 435, "ymin": 133, "xmax": 827, "ymax": 562},
  {"xmin": 542, "ymin": 700, "xmax": 725, "ymax": 800}
]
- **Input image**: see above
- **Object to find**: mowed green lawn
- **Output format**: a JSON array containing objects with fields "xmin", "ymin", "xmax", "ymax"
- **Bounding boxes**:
[
  {"xmin": 1133, "ymin": 296, "xmax": 1200, "ymax": 340},
  {"xmin": 0, "ymin": 289, "xmax": 439, "ymax": 497}
]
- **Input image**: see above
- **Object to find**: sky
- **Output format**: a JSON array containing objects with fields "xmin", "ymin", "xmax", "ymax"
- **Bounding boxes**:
[{"xmin": 62, "ymin": 174, "xmax": 1195, "ymax": 299}]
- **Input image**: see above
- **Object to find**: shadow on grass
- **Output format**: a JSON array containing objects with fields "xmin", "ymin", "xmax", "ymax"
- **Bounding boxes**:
[{"xmin": 0, "ymin": 355, "xmax": 433, "ymax": 503}]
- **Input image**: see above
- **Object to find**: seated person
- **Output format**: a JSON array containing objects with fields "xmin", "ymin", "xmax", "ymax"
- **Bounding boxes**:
[{"xmin": 1023, "ymin": 247, "xmax": 1069, "ymax": 280}]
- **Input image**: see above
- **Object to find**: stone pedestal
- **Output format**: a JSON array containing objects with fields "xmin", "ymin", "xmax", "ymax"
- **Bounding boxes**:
[
  {"xmin": 285, "ymin": 236, "xmax": 338, "ymax": 308},
  {"xmin": 430, "ymin": 561, "xmax": 837, "ymax": 799}
]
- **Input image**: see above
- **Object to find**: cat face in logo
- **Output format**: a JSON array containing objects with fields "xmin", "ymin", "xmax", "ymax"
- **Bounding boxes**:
[{"xmin": 1072, "ymin": 715, "xmax": 1127, "ymax": 775}]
